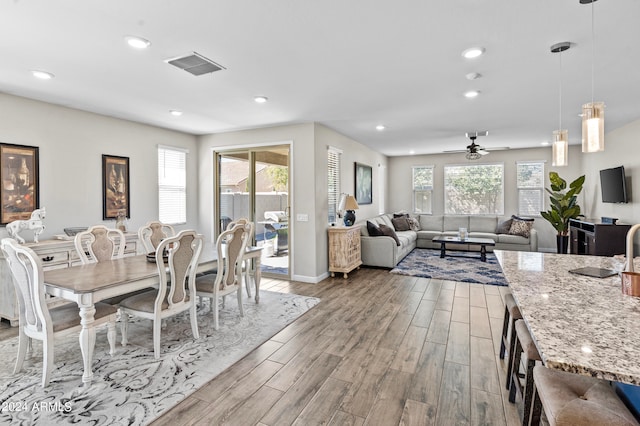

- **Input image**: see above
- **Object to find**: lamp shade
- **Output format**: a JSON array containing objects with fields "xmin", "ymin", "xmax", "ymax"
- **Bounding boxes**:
[
  {"xmin": 552, "ymin": 130, "xmax": 568, "ymax": 167},
  {"xmin": 343, "ymin": 195, "xmax": 359, "ymax": 210},
  {"xmin": 581, "ymin": 102, "xmax": 604, "ymax": 152},
  {"xmin": 338, "ymin": 194, "xmax": 347, "ymax": 212}
]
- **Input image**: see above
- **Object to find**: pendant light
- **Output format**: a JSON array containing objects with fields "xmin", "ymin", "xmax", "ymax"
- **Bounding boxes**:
[
  {"xmin": 551, "ymin": 42, "xmax": 571, "ymax": 167},
  {"xmin": 580, "ymin": 0, "xmax": 604, "ymax": 153}
]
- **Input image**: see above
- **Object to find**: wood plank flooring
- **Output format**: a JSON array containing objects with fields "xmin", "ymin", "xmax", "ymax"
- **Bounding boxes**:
[
  {"xmin": 0, "ymin": 267, "xmax": 525, "ymax": 425},
  {"xmin": 152, "ymin": 267, "xmax": 523, "ymax": 426}
]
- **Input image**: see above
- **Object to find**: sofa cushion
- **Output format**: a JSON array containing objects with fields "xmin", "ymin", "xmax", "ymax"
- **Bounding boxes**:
[
  {"xmin": 407, "ymin": 217, "xmax": 421, "ymax": 231},
  {"xmin": 391, "ymin": 216, "xmax": 411, "ymax": 231},
  {"xmin": 468, "ymin": 232, "xmax": 498, "ymax": 242},
  {"xmin": 444, "ymin": 216, "xmax": 469, "ymax": 231},
  {"xmin": 367, "ymin": 220, "xmax": 384, "ymax": 236},
  {"xmin": 416, "ymin": 230, "xmax": 442, "ymax": 241},
  {"xmin": 419, "ymin": 215, "xmax": 443, "ymax": 232},
  {"xmin": 470, "ymin": 216, "xmax": 498, "ymax": 233},
  {"xmin": 379, "ymin": 215, "xmax": 394, "ymax": 229},
  {"xmin": 496, "ymin": 218, "xmax": 513, "ymax": 234},
  {"xmin": 379, "ymin": 224, "xmax": 400, "ymax": 246},
  {"xmin": 509, "ymin": 217, "xmax": 534, "ymax": 238},
  {"xmin": 396, "ymin": 230, "xmax": 417, "ymax": 244},
  {"xmin": 498, "ymin": 233, "xmax": 530, "ymax": 244}
]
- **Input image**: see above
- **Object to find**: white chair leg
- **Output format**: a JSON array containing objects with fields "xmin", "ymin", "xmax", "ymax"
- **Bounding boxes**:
[
  {"xmin": 107, "ymin": 321, "xmax": 116, "ymax": 356},
  {"xmin": 42, "ymin": 338, "xmax": 53, "ymax": 387},
  {"xmin": 209, "ymin": 297, "xmax": 214, "ymax": 312},
  {"xmin": 237, "ymin": 287, "xmax": 244, "ymax": 318},
  {"xmin": 222, "ymin": 294, "xmax": 227, "ymax": 308},
  {"xmin": 121, "ymin": 312, "xmax": 129, "ymax": 347},
  {"xmin": 244, "ymin": 262, "xmax": 252, "ymax": 298},
  {"xmin": 190, "ymin": 303, "xmax": 199, "ymax": 339},
  {"xmin": 13, "ymin": 329, "xmax": 28, "ymax": 374},
  {"xmin": 213, "ymin": 296, "xmax": 220, "ymax": 330},
  {"xmin": 153, "ymin": 319, "xmax": 162, "ymax": 359}
]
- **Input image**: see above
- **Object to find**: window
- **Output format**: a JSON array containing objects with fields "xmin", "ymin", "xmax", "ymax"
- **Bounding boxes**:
[
  {"xmin": 444, "ymin": 163, "xmax": 504, "ymax": 215},
  {"xmin": 517, "ymin": 161, "xmax": 544, "ymax": 216},
  {"xmin": 412, "ymin": 166, "xmax": 433, "ymax": 213},
  {"xmin": 158, "ymin": 145, "xmax": 187, "ymax": 224},
  {"xmin": 327, "ymin": 146, "xmax": 342, "ymax": 223}
]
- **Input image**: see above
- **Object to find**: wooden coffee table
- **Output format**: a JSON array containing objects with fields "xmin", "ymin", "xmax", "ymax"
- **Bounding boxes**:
[{"xmin": 432, "ymin": 236, "xmax": 496, "ymax": 262}]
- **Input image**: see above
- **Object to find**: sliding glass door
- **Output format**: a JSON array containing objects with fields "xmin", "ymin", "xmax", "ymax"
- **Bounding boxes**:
[{"xmin": 215, "ymin": 145, "xmax": 290, "ymax": 278}]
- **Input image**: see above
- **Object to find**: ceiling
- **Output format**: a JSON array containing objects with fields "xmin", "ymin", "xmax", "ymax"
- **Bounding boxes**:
[{"xmin": 2, "ymin": 0, "xmax": 639, "ymax": 157}]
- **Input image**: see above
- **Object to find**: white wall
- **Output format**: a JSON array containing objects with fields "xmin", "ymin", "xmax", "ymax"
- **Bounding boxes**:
[
  {"xmin": 0, "ymin": 93, "xmax": 199, "ymax": 241},
  {"xmin": 387, "ymin": 145, "xmax": 585, "ymax": 251},
  {"xmin": 583, "ymin": 118, "xmax": 640, "ymax": 247},
  {"xmin": 197, "ymin": 122, "xmax": 386, "ymax": 282}
]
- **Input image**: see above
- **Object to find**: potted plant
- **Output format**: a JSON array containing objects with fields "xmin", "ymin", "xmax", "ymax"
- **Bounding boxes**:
[{"xmin": 540, "ymin": 171, "xmax": 585, "ymax": 254}]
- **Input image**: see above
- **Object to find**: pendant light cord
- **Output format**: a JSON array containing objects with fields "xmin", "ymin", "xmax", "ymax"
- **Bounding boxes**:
[
  {"xmin": 559, "ymin": 51, "xmax": 563, "ymax": 130},
  {"xmin": 591, "ymin": 0, "xmax": 595, "ymax": 105}
]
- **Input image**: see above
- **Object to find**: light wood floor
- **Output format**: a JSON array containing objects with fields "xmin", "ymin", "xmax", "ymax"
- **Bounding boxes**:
[{"xmin": 148, "ymin": 267, "xmax": 524, "ymax": 426}]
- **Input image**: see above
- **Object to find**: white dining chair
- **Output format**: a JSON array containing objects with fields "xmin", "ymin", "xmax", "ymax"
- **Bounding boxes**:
[
  {"xmin": 225, "ymin": 218, "xmax": 256, "ymax": 298},
  {"xmin": 138, "ymin": 221, "xmax": 175, "ymax": 253},
  {"xmin": 119, "ymin": 230, "xmax": 203, "ymax": 358},
  {"xmin": 1, "ymin": 238, "xmax": 117, "ymax": 387},
  {"xmin": 196, "ymin": 221, "xmax": 251, "ymax": 330},
  {"xmin": 74, "ymin": 225, "xmax": 126, "ymax": 264}
]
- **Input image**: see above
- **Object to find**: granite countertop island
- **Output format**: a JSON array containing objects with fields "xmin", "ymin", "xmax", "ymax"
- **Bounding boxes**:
[{"xmin": 495, "ymin": 249, "xmax": 640, "ymax": 385}]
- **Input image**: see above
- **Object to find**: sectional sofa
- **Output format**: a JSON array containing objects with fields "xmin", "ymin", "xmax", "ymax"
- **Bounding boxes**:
[{"xmin": 356, "ymin": 214, "xmax": 538, "ymax": 268}]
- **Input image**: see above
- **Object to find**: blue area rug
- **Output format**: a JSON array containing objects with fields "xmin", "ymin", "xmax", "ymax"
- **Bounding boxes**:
[{"xmin": 390, "ymin": 248, "xmax": 508, "ymax": 286}]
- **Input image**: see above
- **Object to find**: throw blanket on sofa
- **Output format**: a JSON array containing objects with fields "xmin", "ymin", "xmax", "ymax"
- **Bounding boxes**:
[{"xmin": 390, "ymin": 248, "xmax": 508, "ymax": 286}]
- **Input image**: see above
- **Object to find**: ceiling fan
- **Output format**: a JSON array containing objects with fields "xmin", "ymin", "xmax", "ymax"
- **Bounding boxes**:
[
  {"xmin": 464, "ymin": 132, "xmax": 489, "ymax": 160},
  {"xmin": 443, "ymin": 131, "xmax": 509, "ymax": 159}
]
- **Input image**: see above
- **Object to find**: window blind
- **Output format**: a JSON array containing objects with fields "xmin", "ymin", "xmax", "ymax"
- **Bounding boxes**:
[
  {"xmin": 158, "ymin": 146, "xmax": 186, "ymax": 224},
  {"xmin": 327, "ymin": 147, "xmax": 341, "ymax": 223}
]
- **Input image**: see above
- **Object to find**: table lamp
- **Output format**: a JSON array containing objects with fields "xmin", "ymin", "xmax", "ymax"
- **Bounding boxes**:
[{"xmin": 338, "ymin": 194, "xmax": 359, "ymax": 226}]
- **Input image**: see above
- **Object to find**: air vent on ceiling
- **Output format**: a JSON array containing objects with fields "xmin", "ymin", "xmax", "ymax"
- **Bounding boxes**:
[{"xmin": 166, "ymin": 52, "xmax": 225, "ymax": 76}]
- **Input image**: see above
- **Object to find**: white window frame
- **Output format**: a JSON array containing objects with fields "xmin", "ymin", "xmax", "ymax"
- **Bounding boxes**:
[
  {"xmin": 158, "ymin": 145, "xmax": 187, "ymax": 225},
  {"xmin": 327, "ymin": 146, "xmax": 342, "ymax": 224},
  {"xmin": 516, "ymin": 160, "xmax": 545, "ymax": 217},
  {"xmin": 412, "ymin": 165, "xmax": 434, "ymax": 214},
  {"xmin": 443, "ymin": 162, "xmax": 505, "ymax": 215}
]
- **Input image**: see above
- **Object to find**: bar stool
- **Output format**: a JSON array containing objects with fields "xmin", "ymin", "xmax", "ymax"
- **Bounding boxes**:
[
  {"xmin": 530, "ymin": 365, "xmax": 639, "ymax": 426},
  {"xmin": 500, "ymin": 293, "xmax": 522, "ymax": 390},
  {"xmin": 509, "ymin": 319, "xmax": 541, "ymax": 426}
]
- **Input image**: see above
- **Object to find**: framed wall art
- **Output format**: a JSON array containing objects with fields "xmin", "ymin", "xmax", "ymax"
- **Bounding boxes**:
[
  {"xmin": 102, "ymin": 154, "xmax": 130, "ymax": 220},
  {"xmin": 354, "ymin": 162, "xmax": 372, "ymax": 205},
  {"xmin": 0, "ymin": 143, "xmax": 40, "ymax": 225}
]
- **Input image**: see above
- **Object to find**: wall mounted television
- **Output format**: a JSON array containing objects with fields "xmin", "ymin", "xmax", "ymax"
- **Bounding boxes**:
[{"xmin": 599, "ymin": 166, "xmax": 628, "ymax": 203}]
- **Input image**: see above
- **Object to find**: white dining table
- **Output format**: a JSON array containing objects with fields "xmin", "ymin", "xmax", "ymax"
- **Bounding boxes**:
[{"xmin": 43, "ymin": 244, "xmax": 262, "ymax": 387}]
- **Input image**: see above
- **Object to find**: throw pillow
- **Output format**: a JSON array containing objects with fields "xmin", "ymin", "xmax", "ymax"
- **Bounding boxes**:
[
  {"xmin": 407, "ymin": 217, "xmax": 421, "ymax": 231},
  {"xmin": 379, "ymin": 224, "xmax": 401, "ymax": 246},
  {"xmin": 511, "ymin": 214, "xmax": 535, "ymax": 223},
  {"xmin": 367, "ymin": 220, "xmax": 384, "ymax": 237},
  {"xmin": 496, "ymin": 218, "xmax": 513, "ymax": 234},
  {"xmin": 393, "ymin": 212, "xmax": 410, "ymax": 218},
  {"xmin": 509, "ymin": 218, "xmax": 534, "ymax": 238},
  {"xmin": 391, "ymin": 216, "xmax": 411, "ymax": 231}
]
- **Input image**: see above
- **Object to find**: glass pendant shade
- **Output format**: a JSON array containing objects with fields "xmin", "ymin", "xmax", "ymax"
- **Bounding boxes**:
[
  {"xmin": 552, "ymin": 130, "xmax": 569, "ymax": 166},
  {"xmin": 581, "ymin": 102, "xmax": 604, "ymax": 152}
]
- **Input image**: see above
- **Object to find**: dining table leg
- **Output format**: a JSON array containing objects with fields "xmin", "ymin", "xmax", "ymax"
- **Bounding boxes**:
[{"xmin": 78, "ymin": 297, "xmax": 97, "ymax": 387}]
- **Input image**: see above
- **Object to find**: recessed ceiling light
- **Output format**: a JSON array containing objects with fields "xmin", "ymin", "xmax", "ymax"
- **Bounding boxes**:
[
  {"xmin": 541, "ymin": 141, "xmax": 550, "ymax": 146},
  {"xmin": 464, "ymin": 90, "xmax": 480, "ymax": 98},
  {"xmin": 462, "ymin": 47, "xmax": 485, "ymax": 59},
  {"xmin": 254, "ymin": 96, "xmax": 268, "ymax": 103},
  {"xmin": 169, "ymin": 110, "xmax": 183, "ymax": 116},
  {"xmin": 376, "ymin": 125, "xmax": 385, "ymax": 131},
  {"xmin": 31, "ymin": 70, "xmax": 54, "ymax": 80},
  {"xmin": 409, "ymin": 150, "xmax": 415, "ymax": 155},
  {"xmin": 125, "ymin": 35, "xmax": 151, "ymax": 49}
]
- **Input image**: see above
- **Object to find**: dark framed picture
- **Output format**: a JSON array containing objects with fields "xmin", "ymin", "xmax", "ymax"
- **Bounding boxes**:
[
  {"xmin": 0, "ymin": 143, "xmax": 40, "ymax": 225},
  {"xmin": 354, "ymin": 162, "xmax": 372, "ymax": 205},
  {"xmin": 102, "ymin": 154, "xmax": 130, "ymax": 219}
]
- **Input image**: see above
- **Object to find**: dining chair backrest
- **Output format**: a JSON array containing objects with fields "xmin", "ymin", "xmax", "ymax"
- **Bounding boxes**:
[
  {"xmin": 226, "ymin": 218, "xmax": 254, "ymax": 241},
  {"xmin": 216, "ymin": 221, "xmax": 251, "ymax": 292},
  {"xmin": 1, "ymin": 238, "xmax": 50, "ymax": 337},
  {"xmin": 74, "ymin": 225, "xmax": 126, "ymax": 264},
  {"xmin": 156, "ymin": 230, "xmax": 203, "ymax": 309},
  {"xmin": 139, "ymin": 221, "xmax": 176, "ymax": 253}
]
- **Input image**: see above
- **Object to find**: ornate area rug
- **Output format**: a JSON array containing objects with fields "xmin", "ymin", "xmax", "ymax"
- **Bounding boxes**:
[
  {"xmin": 390, "ymin": 248, "xmax": 508, "ymax": 286},
  {"xmin": 0, "ymin": 291, "xmax": 319, "ymax": 425}
]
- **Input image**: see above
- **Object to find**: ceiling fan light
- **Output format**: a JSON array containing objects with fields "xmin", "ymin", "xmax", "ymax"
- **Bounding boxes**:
[
  {"xmin": 465, "ymin": 151, "xmax": 482, "ymax": 160},
  {"xmin": 581, "ymin": 102, "xmax": 604, "ymax": 152},
  {"xmin": 552, "ymin": 130, "xmax": 569, "ymax": 166}
]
